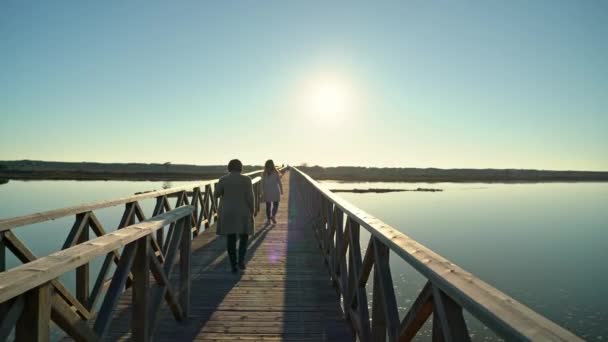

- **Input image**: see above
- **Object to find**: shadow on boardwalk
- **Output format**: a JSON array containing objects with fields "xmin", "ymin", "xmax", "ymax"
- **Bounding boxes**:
[{"xmin": 103, "ymin": 171, "xmax": 353, "ymax": 341}]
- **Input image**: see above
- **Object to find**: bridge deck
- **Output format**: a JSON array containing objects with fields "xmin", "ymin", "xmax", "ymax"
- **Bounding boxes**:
[{"xmin": 104, "ymin": 171, "xmax": 353, "ymax": 341}]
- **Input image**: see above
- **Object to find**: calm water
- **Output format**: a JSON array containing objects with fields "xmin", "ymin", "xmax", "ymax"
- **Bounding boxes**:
[
  {"xmin": 1, "ymin": 179, "xmax": 607, "ymax": 340},
  {"xmin": 321, "ymin": 180, "xmax": 608, "ymax": 340}
]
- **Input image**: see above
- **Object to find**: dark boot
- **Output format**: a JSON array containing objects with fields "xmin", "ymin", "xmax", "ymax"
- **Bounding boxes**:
[
  {"xmin": 238, "ymin": 234, "xmax": 249, "ymax": 269},
  {"xmin": 227, "ymin": 234, "xmax": 238, "ymax": 272}
]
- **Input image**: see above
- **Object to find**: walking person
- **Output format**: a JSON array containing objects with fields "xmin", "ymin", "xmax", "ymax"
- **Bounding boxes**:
[
  {"xmin": 214, "ymin": 159, "xmax": 254, "ymax": 273},
  {"xmin": 262, "ymin": 159, "xmax": 283, "ymax": 224}
]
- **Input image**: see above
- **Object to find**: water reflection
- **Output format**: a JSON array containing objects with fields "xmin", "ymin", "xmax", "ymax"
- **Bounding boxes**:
[{"xmin": 321, "ymin": 180, "xmax": 608, "ymax": 340}]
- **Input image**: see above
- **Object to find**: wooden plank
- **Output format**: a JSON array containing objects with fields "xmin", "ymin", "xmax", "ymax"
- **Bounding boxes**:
[
  {"xmin": 291, "ymin": 167, "xmax": 583, "ymax": 342},
  {"xmin": 359, "ymin": 238, "xmax": 375, "ymax": 287},
  {"xmin": 161, "ymin": 219, "xmax": 183, "ymax": 275},
  {"xmin": 150, "ymin": 233, "xmax": 166, "ymax": 263},
  {"xmin": 432, "ymin": 285, "xmax": 470, "ymax": 342},
  {"xmin": 16, "ymin": 282, "xmax": 51, "ymax": 342},
  {"xmin": 88, "ymin": 211, "xmax": 137, "ymax": 290},
  {"xmin": 76, "ymin": 220, "xmax": 90, "ymax": 305},
  {"xmin": 399, "ymin": 281, "xmax": 434, "ymax": 342},
  {"xmin": 133, "ymin": 201, "xmax": 147, "ymax": 222},
  {"xmin": 117, "ymin": 202, "xmax": 136, "ymax": 228},
  {"xmin": 51, "ymin": 293, "xmax": 100, "ymax": 342},
  {"xmin": 0, "ymin": 232, "xmax": 5, "ymax": 272},
  {"xmin": 179, "ymin": 215, "xmax": 191, "ymax": 319},
  {"xmin": 148, "ymin": 248, "xmax": 183, "ymax": 322},
  {"xmin": 192, "ymin": 187, "xmax": 201, "ymax": 232},
  {"xmin": 132, "ymin": 236, "xmax": 150, "ymax": 341},
  {"xmin": 148, "ymin": 218, "xmax": 184, "ymax": 329},
  {"xmin": 432, "ymin": 311, "xmax": 444, "ymax": 342},
  {"xmin": 93, "ymin": 241, "xmax": 137, "ymax": 338},
  {"xmin": 175, "ymin": 190, "xmax": 186, "ymax": 208},
  {"xmin": 0, "ymin": 297, "xmax": 24, "ymax": 341},
  {"xmin": 153, "ymin": 196, "xmax": 166, "ymax": 249},
  {"xmin": 346, "ymin": 220, "xmax": 371, "ymax": 342},
  {"xmin": 373, "ymin": 238, "xmax": 400, "ymax": 341},
  {"xmin": 61, "ymin": 212, "xmax": 90, "ymax": 249},
  {"xmin": 337, "ymin": 215, "xmax": 349, "ymax": 297},
  {"xmin": 198, "ymin": 187, "xmax": 209, "ymax": 230},
  {"xmin": 371, "ymin": 269, "xmax": 386, "ymax": 342},
  {"xmin": 87, "ymin": 252, "xmax": 114, "ymax": 310}
]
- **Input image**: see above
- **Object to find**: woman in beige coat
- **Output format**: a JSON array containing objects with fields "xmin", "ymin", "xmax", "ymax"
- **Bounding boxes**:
[
  {"xmin": 214, "ymin": 159, "xmax": 254, "ymax": 273},
  {"xmin": 262, "ymin": 159, "xmax": 283, "ymax": 224}
]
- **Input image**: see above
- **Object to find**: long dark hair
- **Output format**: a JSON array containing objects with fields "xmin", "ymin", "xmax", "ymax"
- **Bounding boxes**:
[{"xmin": 264, "ymin": 159, "xmax": 277, "ymax": 175}]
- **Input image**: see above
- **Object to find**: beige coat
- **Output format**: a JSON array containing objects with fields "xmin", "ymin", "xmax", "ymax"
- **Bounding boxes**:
[{"xmin": 214, "ymin": 172, "xmax": 254, "ymax": 235}]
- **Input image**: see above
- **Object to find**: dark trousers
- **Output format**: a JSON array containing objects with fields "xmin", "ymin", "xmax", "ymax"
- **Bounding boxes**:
[
  {"xmin": 265, "ymin": 201, "xmax": 279, "ymax": 219},
  {"xmin": 227, "ymin": 233, "xmax": 249, "ymax": 266}
]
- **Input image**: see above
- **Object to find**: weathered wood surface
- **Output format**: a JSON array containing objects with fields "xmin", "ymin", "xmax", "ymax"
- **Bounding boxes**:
[{"xmin": 93, "ymin": 171, "xmax": 353, "ymax": 341}]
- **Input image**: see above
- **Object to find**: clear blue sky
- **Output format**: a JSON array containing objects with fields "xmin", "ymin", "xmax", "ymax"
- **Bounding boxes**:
[{"xmin": 1, "ymin": 1, "xmax": 607, "ymax": 170}]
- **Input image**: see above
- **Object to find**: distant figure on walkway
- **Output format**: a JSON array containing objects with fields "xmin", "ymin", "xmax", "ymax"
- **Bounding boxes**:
[
  {"xmin": 262, "ymin": 159, "xmax": 283, "ymax": 225},
  {"xmin": 215, "ymin": 159, "xmax": 254, "ymax": 273}
]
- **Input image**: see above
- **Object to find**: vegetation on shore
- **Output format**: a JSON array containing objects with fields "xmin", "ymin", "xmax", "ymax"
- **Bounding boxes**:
[{"xmin": 299, "ymin": 165, "xmax": 608, "ymax": 183}]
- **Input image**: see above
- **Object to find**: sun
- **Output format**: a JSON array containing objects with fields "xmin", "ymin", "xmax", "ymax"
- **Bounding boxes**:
[
  {"xmin": 301, "ymin": 74, "xmax": 355, "ymax": 123},
  {"xmin": 311, "ymin": 82, "xmax": 349, "ymax": 117}
]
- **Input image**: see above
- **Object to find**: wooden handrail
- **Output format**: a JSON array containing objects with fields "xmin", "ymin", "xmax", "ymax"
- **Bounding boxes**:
[
  {"xmin": 0, "ymin": 206, "xmax": 192, "ymax": 304},
  {"xmin": 290, "ymin": 166, "xmax": 582, "ymax": 342},
  {"xmin": 0, "ymin": 206, "xmax": 193, "ymax": 341},
  {"xmin": 0, "ymin": 168, "xmax": 271, "ymax": 231}
]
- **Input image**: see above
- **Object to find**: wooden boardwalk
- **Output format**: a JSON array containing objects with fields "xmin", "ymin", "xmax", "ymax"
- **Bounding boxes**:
[{"xmin": 104, "ymin": 171, "xmax": 353, "ymax": 341}]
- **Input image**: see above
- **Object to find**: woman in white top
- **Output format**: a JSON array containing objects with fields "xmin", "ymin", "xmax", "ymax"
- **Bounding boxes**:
[{"xmin": 262, "ymin": 159, "xmax": 283, "ymax": 224}]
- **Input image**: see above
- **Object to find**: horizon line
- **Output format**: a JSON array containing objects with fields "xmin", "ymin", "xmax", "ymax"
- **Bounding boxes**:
[{"xmin": 1, "ymin": 159, "xmax": 607, "ymax": 173}]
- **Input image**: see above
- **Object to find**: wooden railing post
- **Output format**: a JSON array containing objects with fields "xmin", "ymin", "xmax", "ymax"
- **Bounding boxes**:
[
  {"xmin": 432, "ymin": 286, "xmax": 470, "ymax": 342},
  {"xmin": 153, "ymin": 196, "xmax": 165, "ymax": 249},
  {"xmin": 76, "ymin": 219, "xmax": 89, "ymax": 305},
  {"xmin": 132, "ymin": 236, "xmax": 150, "ymax": 341},
  {"xmin": 180, "ymin": 215, "xmax": 192, "ymax": 319},
  {"xmin": 215, "ymin": 186, "xmax": 220, "ymax": 220},
  {"xmin": 16, "ymin": 282, "xmax": 52, "ymax": 342},
  {"xmin": 371, "ymin": 268, "xmax": 387, "ymax": 342},
  {"xmin": 0, "ymin": 232, "xmax": 5, "ymax": 272},
  {"xmin": 192, "ymin": 187, "xmax": 201, "ymax": 234},
  {"xmin": 203, "ymin": 185, "xmax": 211, "ymax": 228}
]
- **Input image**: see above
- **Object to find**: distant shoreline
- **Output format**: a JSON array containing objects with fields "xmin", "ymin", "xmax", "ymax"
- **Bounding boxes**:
[
  {"xmin": 0, "ymin": 170, "xmax": 220, "ymax": 182},
  {"xmin": 1, "ymin": 160, "xmax": 607, "ymax": 183},
  {"xmin": 0, "ymin": 160, "xmax": 258, "ymax": 182},
  {"xmin": 300, "ymin": 166, "xmax": 608, "ymax": 183}
]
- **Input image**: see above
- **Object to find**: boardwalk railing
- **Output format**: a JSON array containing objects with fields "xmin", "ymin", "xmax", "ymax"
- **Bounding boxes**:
[
  {"xmin": 0, "ymin": 167, "xmax": 284, "ymax": 341},
  {"xmin": 0, "ymin": 207, "xmax": 192, "ymax": 341},
  {"xmin": 291, "ymin": 166, "xmax": 582, "ymax": 342}
]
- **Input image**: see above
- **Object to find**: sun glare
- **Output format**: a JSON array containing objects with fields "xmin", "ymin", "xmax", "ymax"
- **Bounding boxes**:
[
  {"xmin": 311, "ymin": 83, "xmax": 349, "ymax": 116},
  {"xmin": 299, "ymin": 73, "xmax": 357, "ymax": 124}
]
